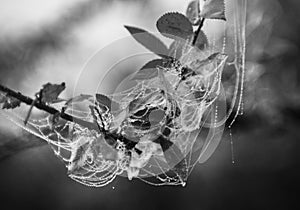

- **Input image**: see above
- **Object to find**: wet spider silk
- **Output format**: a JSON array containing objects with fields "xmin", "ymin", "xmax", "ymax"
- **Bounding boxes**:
[{"xmin": 0, "ymin": 0, "xmax": 247, "ymax": 187}]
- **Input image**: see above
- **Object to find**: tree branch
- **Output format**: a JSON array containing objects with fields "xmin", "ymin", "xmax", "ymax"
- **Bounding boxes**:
[
  {"xmin": 0, "ymin": 84, "xmax": 98, "ymax": 131},
  {"xmin": 0, "ymin": 83, "xmax": 139, "ymax": 150}
]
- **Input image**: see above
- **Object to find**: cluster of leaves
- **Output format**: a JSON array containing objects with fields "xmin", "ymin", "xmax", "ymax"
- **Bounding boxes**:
[
  {"xmin": 0, "ymin": 0, "xmax": 226, "ymax": 121},
  {"xmin": 125, "ymin": 0, "xmax": 226, "ymax": 81},
  {"xmin": 119, "ymin": 0, "xmax": 227, "ymax": 181},
  {"xmin": 0, "ymin": 0, "xmax": 227, "ymax": 184}
]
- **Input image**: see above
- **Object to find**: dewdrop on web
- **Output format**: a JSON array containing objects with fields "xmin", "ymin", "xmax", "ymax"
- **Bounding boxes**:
[{"xmin": 0, "ymin": 0, "xmax": 247, "ymax": 187}]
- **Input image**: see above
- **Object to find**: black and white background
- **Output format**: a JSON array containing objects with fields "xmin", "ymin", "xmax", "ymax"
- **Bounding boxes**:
[{"xmin": 0, "ymin": 0, "xmax": 299, "ymax": 209}]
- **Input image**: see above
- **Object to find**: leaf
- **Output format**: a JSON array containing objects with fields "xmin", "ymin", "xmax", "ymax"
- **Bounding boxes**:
[
  {"xmin": 168, "ymin": 31, "xmax": 208, "ymax": 60},
  {"xmin": 63, "ymin": 94, "xmax": 93, "ymax": 111},
  {"xmin": 96, "ymin": 94, "xmax": 120, "ymax": 111},
  {"xmin": 186, "ymin": 0, "xmax": 201, "ymax": 25},
  {"xmin": 2, "ymin": 96, "xmax": 21, "ymax": 109},
  {"xmin": 128, "ymin": 89, "xmax": 161, "ymax": 114},
  {"xmin": 193, "ymin": 30, "xmax": 209, "ymax": 50},
  {"xmin": 157, "ymin": 12, "xmax": 194, "ymax": 40},
  {"xmin": 124, "ymin": 25, "xmax": 169, "ymax": 58},
  {"xmin": 154, "ymin": 135, "xmax": 189, "ymax": 183},
  {"xmin": 157, "ymin": 67, "xmax": 174, "ymax": 94},
  {"xmin": 68, "ymin": 140, "xmax": 91, "ymax": 175},
  {"xmin": 198, "ymin": 121, "xmax": 223, "ymax": 164},
  {"xmin": 200, "ymin": 0, "xmax": 226, "ymax": 20},
  {"xmin": 189, "ymin": 52, "xmax": 220, "ymax": 70},
  {"xmin": 131, "ymin": 59, "xmax": 165, "ymax": 80},
  {"xmin": 190, "ymin": 52, "xmax": 228, "ymax": 76},
  {"xmin": 96, "ymin": 94, "xmax": 112, "ymax": 109},
  {"xmin": 40, "ymin": 82, "xmax": 66, "ymax": 104},
  {"xmin": 0, "ymin": 93, "xmax": 6, "ymax": 103},
  {"xmin": 169, "ymin": 40, "xmax": 185, "ymax": 60},
  {"xmin": 49, "ymin": 112, "xmax": 60, "ymax": 130}
]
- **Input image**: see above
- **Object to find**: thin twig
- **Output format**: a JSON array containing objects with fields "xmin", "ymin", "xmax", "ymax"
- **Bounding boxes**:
[{"xmin": 192, "ymin": 18, "xmax": 205, "ymax": 46}]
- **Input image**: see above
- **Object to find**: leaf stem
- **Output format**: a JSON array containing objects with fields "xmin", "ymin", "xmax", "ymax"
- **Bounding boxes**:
[{"xmin": 192, "ymin": 18, "xmax": 205, "ymax": 46}]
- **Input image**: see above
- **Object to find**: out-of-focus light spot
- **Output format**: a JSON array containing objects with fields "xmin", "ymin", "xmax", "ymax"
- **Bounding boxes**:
[{"xmin": 0, "ymin": 0, "xmax": 88, "ymax": 39}]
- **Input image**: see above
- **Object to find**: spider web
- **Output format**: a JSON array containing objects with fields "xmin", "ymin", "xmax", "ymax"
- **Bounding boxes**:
[
  {"xmin": 0, "ymin": 0, "xmax": 247, "ymax": 187},
  {"xmin": 223, "ymin": 0, "xmax": 247, "ymax": 127}
]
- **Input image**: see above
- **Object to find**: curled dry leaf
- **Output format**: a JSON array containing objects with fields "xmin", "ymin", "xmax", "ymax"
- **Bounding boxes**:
[
  {"xmin": 2, "ymin": 96, "xmax": 21, "ymax": 109},
  {"xmin": 39, "ymin": 82, "xmax": 66, "ymax": 104}
]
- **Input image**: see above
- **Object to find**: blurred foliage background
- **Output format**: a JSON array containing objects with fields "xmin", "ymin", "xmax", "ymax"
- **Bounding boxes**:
[{"xmin": 0, "ymin": 0, "xmax": 299, "ymax": 209}]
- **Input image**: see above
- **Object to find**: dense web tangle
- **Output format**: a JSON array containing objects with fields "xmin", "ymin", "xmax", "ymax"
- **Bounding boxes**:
[{"xmin": 0, "ymin": 0, "xmax": 247, "ymax": 187}]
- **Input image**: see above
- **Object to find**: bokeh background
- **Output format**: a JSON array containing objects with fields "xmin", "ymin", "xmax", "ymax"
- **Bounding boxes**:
[{"xmin": 0, "ymin": 0, "xmax": 299, "ymax": 209}]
